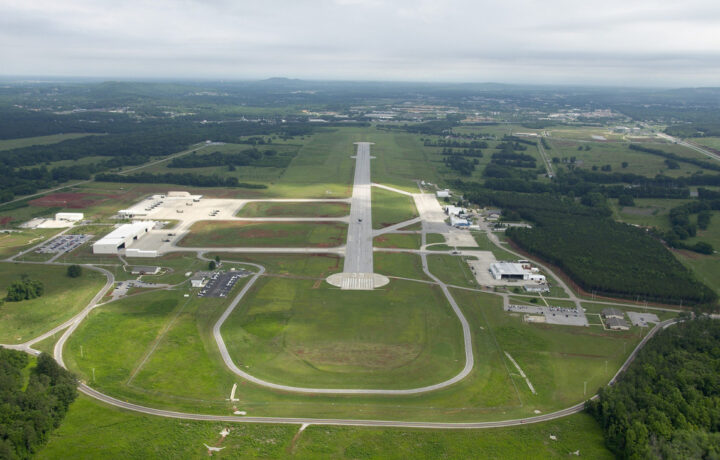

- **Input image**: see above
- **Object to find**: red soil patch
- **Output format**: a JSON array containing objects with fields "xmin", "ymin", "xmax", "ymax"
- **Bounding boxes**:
[
  {"xmin": 0, "ymin": 216, "xmax": 12, "ymax": 225},
  {"xmin": 29, "ymin": 192, "xmax": 118, "ymax": 209}
]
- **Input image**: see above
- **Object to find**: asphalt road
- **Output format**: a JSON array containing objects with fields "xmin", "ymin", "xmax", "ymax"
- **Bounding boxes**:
[{"xmin": 343, "ymin": 142, "xmax": 374, "ymax": 275}]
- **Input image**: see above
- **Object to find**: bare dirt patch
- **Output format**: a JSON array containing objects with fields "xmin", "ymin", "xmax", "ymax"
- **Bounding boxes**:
[{"xmin": 29, "ymin": 192, "xmax": 118, "ymax": 209}]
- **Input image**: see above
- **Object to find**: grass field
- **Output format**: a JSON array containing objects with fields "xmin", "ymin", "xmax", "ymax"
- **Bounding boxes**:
[
  {"xmin": 373, "ymin": 233, "xmax": 421, "ymax": 249},
  {"xmin": 206, "ymin": 253, "xmax": 343, "ymax": 278},
  {"xmin": 471, "ymin": 231, "xmax": 517, "ymax": 260},
  {"xmin": 0, "ymin": 133, "xmax": 97, "ymax": 151},
  {"xmin": 692, "ymin": 136, "xmax": 720, "ymax": 151},
  {"xmin": 61, "ymin": 279, "xmax": 636, "ymax": 422},
  {"xmin": 220, "ymin": 277, "xmax": 464, "ymax": 388},
  {"xmin": 454, "ymin": 288, "xmax": 645, "ymax": 410},
  {"xmin": 674, "ymin": 250, "xmax": 720, "ymax": 296},
  {"xmin": 140, "ymin": 142, "xmax": 302, "ymax": 186},
  {"xmin": 544, "ymin": 138, "xmax": 703, "ymax": 178},
  {"xmin": 37, "ymin": 396, "xmax": 611, "ymax": 459},
  {"xmin": 0, "ymin": 228, "xmax": 63, "ymax": 257},
  {"xmin": 374, "ymin": 252, "xmax": 431, "ymax": 281},
  {"xmin": 612, "ymin": 198, "xmax": 691, "ymax": 230},
  {"xmin": 427, "ymin": 254, "xmax": 477, "ymax": 287},
  {"xmin": 371, "ymin": 187, "xmax": 418, "ymax": 229},
  {"xmin": 0, "ymin": 263, "xmax": 105, "ymax": 343},
  {"xmin": 236, "ymin": 201, "xmax": 349, "ymax": 218},
  {"xmin": 178, "ymin": 221, "xmax": 347, "ymax": 247}
]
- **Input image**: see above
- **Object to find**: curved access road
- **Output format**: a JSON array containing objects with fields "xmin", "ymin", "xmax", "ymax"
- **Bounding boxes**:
[
  {"xmin": 72, "ymin": 319, "xmax": 674, "ymax": 429},
  {"xmin": 211, "ymin": 257, "xmax": 475, "ymax": 395}
]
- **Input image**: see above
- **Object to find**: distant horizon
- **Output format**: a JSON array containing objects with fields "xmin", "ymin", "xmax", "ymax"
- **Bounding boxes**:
[
  {"xmin": 0, "ymin": 75, "xmax": 716, "ymax": 91},
  {"xmin": 2, "ymin": 1, "xmax": 720, "ymax": 87}
]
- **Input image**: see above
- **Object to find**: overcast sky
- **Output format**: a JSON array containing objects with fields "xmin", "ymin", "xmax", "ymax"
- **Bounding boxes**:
[{"xmin": 1, "ymin": 0, "xmax": 719, "ymax": 86}]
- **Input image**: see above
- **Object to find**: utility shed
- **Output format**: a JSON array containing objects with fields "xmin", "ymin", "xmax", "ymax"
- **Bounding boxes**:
[
  {"xmin": 190, "ymin": 274, "xmax": 207, "ymax": 288},
  {"xmin": 130, "ymin": 266, "xmax": 160, "ymax": 275}
]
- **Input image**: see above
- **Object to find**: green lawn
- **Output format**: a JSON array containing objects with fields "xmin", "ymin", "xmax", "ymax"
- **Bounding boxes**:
[
  {"xmin": 693, "ymin": 136, "xmax": 720, "ymax": 151},
  {"xmin": 220, "ymin": 277, "xmax": 464, "ymax": 388},
  {"xmin": 612, "ymin": 198, "xmax": 690, "ymax": 231},
  {"xmin": 178, "ymin": 221, "xmax": 347, "ymax": 247},
  {"xmin": 373, "ymin": 233, "xmax": 421, "ymax": 249},
  {"xmin": 373, "ymin": 252, "xmax": 431, "ymax": 281},
  {"xmin": 674, "ymin": 249, "xmax": 720, "ymax": 296},
  {"xmin": 427, "ymin": 254, "xmax": 477, "ymax": 287},
  {"xmin": 206, "ymin": 253, "xmax": 343, "ymax": 278},
  {"xmin": 0, "ymin": 263, "xmax": 105, "ymax": 343},
  {"xmin": 294, "ymin": 412, "xmax": 611, "ymax": 459},
  {"xmin": 0, "ymin": 228, "xmax": 63, "ymax": 257},
  {"xmin": 36, "ymin": 396, "xmax": 295, "ymax": 459},
  {"xmin": 544, "ymin": 138, "xmax": 703, "ymax": 178},
  {"xmin": 455, "ymin": 289, "xmax": 645, "ymax": 411},
  {"xmin": 60, "ymin": 279, "xmax": 635, "ymax": 422},
  {"xmin": 471, "ymin": 231, "xmax": 517, "ymax": 260},
  {"xmin": 236, "ymin": 201, "xmax": 349, "ymax": 217},
  {"xmin": 37, "ymin": 396, "xmax": 611, "ymax": 459},
  {"xmin": 371, "ymin": 187, "xmax": 418, "ymax": 229}
]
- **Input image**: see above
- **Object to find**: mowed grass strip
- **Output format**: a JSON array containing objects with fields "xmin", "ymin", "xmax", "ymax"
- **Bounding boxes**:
[
  {"xmin": 0, "ymin": 263, "xmax": 105, "ymax": 343},
  {"xmin": 207, "ymin": 252, "xmax": 343, "ymax": 278},
  {"xmin": 178, "ymin": 221, "xmax": 347, "ymax": 248},
  {"xmin": 373, "ymin": 233, "xmax": 421, "ymax": 249},
  {"xmin": 427, "ymin": 254, "xmax": 477, "ymax": 288},
  {"xmin": 64, "ymin": 290, "xmax": 183, "ymax": 390},
  {"xmin": 371, "ymin": 187, "xmax": 418, "ymax": 229},
  {"xmin": 374, "ymin": 252, "xmax": 431, "ymax": 281},
  {"xmin": 454, "ymin": 287, "xmax": 646, "ymax": 411},
  {"xmin": 37, "ymin": 395, "xmax": 611, "ymax": 459},
  {"xmin": 236, "ymin": 201, "xmax": 349, "ymax": 218},
  {"xmin": 221, "ymin": 277, "xmax": 465, "ymax": 388}
]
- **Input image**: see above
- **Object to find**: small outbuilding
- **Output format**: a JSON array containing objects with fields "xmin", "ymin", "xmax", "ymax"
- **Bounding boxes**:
[
  {"xmin": 605, "ymin": 317, "xmax": 631, "ymax": 331},
  {"xmin": 436, "ymin": 189, "xmax": 451, "ymax": 198},
  {"xmin": 190, "ymin": 274, "xmax": 207, "ymax": 288},
  {"xmin": 130, "ymin": 266, "xmax": 160, "ymax": 275},
  {"xmin": 601, "ymin": 308, "xmax": 625, "ymax": 319}
]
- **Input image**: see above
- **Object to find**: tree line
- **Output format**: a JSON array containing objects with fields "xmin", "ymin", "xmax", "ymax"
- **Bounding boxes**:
[
  {"xmin": 95, "ymin": 172, "xmax": 267, "ymax": 189},
  {"xmin": 461, "ymin": 186, "xmax": 717, "ymax": 307},
  {"xmin": 0, "ymin": 350, "xmax": 78, "ymax": 459},
  {"xmin": 586, "ymin": 318, "xmax": 720, "ymax": 459}
]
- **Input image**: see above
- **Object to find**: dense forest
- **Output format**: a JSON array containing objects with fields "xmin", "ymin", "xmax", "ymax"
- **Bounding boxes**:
[
  {"xmin": 0, "ymin": 350, "xmax": 78, "ymax": 459},
  {"xmin": 0, "ymin": 106, "xmax": 315, "ymax": 202},
  {"xmin": 586, "ymin": 319, "xmax": 720, "ymax": 459},
  {"xmin": 506, "ymin": 214, "xmax": 716, "ymax": 306},
  {"xmin": 95, "ymin": 172, "xmax": 266, "ymax": 188},
  {"xmin": 167, "ymin": 148, "xmax": 295, "ymax": 169},
  {"xmin": 463, "ymin": 186, "xmax": 717, "ymax": 306}
]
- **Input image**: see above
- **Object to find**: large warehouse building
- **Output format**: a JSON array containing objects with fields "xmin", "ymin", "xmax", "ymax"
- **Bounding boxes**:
[
  {"xmin": 92, "ymin": 221, "xmax": 156, "ymax": 254},
  {"xmin": 489, "ymin": 262, "xmax": 546, "ymax": 282}
]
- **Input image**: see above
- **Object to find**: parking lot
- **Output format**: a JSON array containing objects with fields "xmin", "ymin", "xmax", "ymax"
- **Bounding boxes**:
[
  {"xmin": 198, "ymin": 270, "xmax": 251, "ymax": 298},
  {"xmin": 36, "ymin": 234, "xmax": 92, "ymax": 254}
]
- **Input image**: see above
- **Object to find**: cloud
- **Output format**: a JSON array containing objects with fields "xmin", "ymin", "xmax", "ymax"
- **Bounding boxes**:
[{"xmin": 1, "ymin": 0, "xmax": 719, "ymax": 85}]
